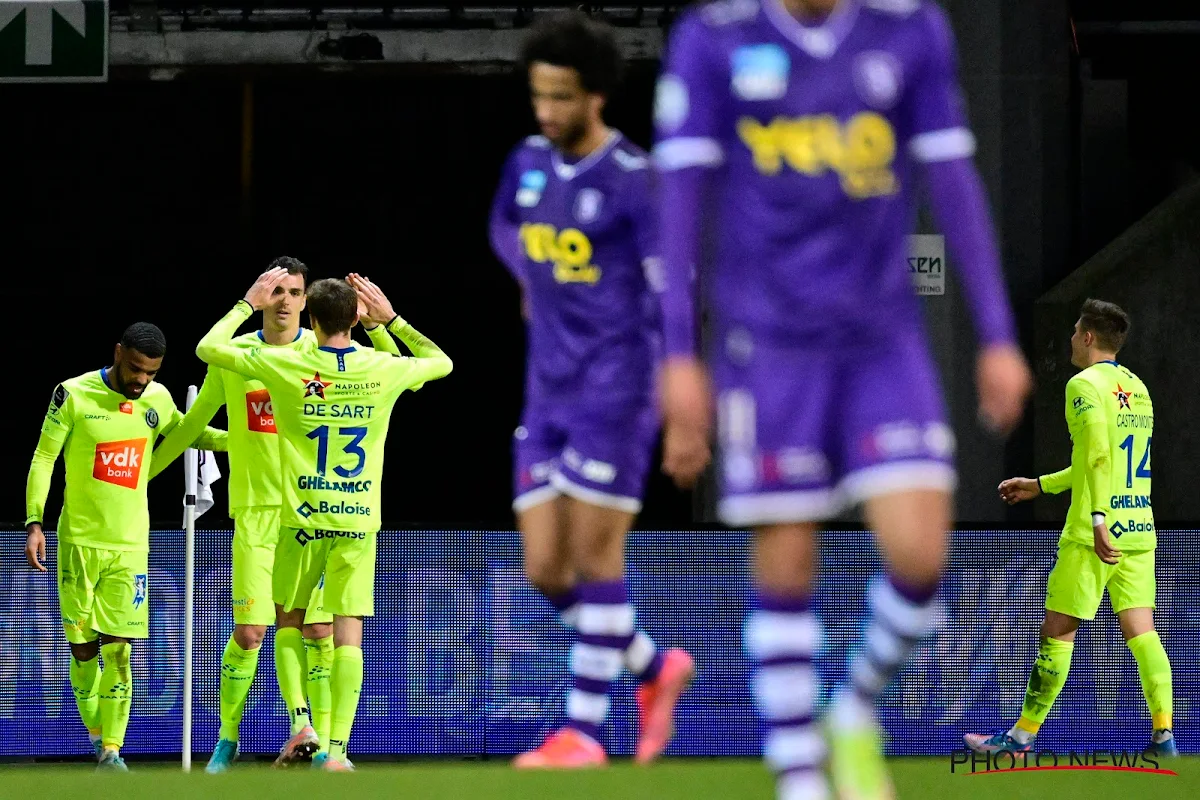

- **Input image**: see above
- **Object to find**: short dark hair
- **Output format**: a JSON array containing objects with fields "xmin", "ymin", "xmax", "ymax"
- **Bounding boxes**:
[
  {"xmin": 268, "ymin": 255, "xmax": 309, "ymax": 286},
  {"xmin": 120, "ymin": 322, "xmax": 166, "ymax": 359},
  {"xmin": 1079, "ymin": 298, "xmax": 1131, "ymax": 353},
  {"xmin": 306, "ymin": 279, "xmax": 358, "ymax": 335},
  {"xmin": 520, "ymin": 11, "xmax": 623, "ymax": 95}
]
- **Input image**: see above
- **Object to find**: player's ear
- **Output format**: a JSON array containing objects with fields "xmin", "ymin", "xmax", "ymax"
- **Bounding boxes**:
[{"xmin": 113, "ymin": 343, "xmax": 123, "ymax": 364}]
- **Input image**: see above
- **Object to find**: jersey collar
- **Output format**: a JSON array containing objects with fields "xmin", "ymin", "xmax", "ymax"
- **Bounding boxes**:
[
  {"xmin": 318, "ymin": 345, "xmax": 357, "ymax": 354},
  {"xmin": 257, "ymin": 328, "xmax": 305, "ymax": 344},
  {"xmin": 552, "ymin": 130, "xmax": 621, "ymax": 181},
  {"xmin": 763, "ymin": 0, "xmax": 860, "ymax": 60}
]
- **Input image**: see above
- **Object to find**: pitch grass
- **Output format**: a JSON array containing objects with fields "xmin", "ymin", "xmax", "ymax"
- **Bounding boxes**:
[{"xmin": 1, "ymin": 757, "xmax": 1196, "ymax": 799}]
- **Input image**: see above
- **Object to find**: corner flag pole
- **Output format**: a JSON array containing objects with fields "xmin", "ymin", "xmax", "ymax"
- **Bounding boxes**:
[{"xmin": 182, "ymin": 385, "xmax": 199, "ymax": 772}]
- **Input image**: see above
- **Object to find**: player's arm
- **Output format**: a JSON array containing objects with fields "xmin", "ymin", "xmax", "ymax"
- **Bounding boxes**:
[
  {"xmin": 364, "ymin": 322, "xmax": 401, "ymax": 356},
  {"xmin": 904, "ymin": 5, "xmax": 1013, "ymax": 347},
  {"xmin": 1066, "ymin": 379, "xmax": 1112, "ymax": 517},
  {"xmin": 651, "ymin": 10, "xmax": 724, "ymax": 487},
  {"xmin": 25, "ymin": 384, "xmax": 73, "ymax": 572},
  {"xmin": 1037, "ymin": 466, "xmax": 1073, "ymax": 495},
  {"xmin": 488, "ymin": 149, "xmax": 528, "ymax": 286},
  {"xmin": 1065, "ymin": 377, "xmax": 1118, "ymax": 561},
  {"xmin": 349, "ymin": 273, "xmax": 453, "ymax": 388},
  {"xmin": 626, "ymin": 161, "xmax": 666, "ymax": 301},
  {"xmin": 149, "ymin": 368, "xmax": 227, "ymax": 478},
  {"xmin": 905, "ymin": 5, "xmax": 1031, "ymax": 433},
  {"xmin": 651, "ymin": 12, "xmax": 724, "ymax": 362},
  {"xmin": 196, "ymin": 267, "xmax": 290, "ymax": 378}
]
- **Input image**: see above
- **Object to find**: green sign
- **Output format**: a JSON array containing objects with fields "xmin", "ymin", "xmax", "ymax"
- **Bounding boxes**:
[{"xmin": 0, "ymin": 1, "xmax": 107, "ymax": 82}]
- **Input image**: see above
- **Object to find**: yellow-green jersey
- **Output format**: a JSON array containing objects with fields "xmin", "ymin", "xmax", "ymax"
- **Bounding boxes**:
[
  {"xmin": 196, "ymin": 301, "xmax": 452, "ymax": 532},
  {"xmin": 26, "ymin": 370, "xmax": 227, "ymax": 551},
  {"xmin": 1039, "ymin": 361, "xmax": 1155, "ymax": 550},
  {"xmin": 150, "ymin": 325, "xmax": 401, "ymax": 513}
]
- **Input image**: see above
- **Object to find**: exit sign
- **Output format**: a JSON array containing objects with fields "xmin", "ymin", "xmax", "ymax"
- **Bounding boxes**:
[{"xmin": 0, "ymin": 1, "xmax": 107, "ymax": 83}]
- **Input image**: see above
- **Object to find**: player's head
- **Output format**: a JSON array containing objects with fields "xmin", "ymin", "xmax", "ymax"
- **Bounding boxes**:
[
  {"xmin": 113, "ymin": 322, "xmax": 166, "ymax": 399},
  {"xmin": 520, "ymin": 11, "xmax": 622, "ymax": 150},
  {"xmin": 263, "ymin": 255, "xmax": 308, "ymax": 333},
  {"xmin": 306, "ymin": 278, "xmax": 359, "ymax": 338},
  {"xmin": 1072, "ymin": 298, "xmax": 1130, "ymax": 367}
]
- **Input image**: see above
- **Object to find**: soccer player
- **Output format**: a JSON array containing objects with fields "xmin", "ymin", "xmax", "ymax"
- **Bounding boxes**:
[
  {"xmin": 489, "ymin": 11, "xmax": 696, "ymax": 768},
  {"xmin": 25, "ymin": 323, "xmax": 226, "ymax": 771},
  {"xmin": 149, "ymin": 257, "xmax": 404, "ymax": 771},
  {"xmin": 653, "ymin": 0, "xmax": 1032, "ymax": 797},
  {"xmin": 966, "ymin": 299, "xmax": 1175, "ymax": 756},
  {"xmin": 194, "ymin": 268, "xmax": 452, "ymax": 772}
]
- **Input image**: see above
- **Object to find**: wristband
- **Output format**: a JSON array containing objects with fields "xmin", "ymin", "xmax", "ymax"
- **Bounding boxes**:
[{"xmin": 1092, "ymin": 512, "xmax": 1106, "ymax": 527}]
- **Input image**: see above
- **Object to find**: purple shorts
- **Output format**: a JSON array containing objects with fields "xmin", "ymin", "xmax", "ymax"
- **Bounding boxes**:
[
  {"xmin": 714, "ymin": 331, "xmax": 956, "ymax": 526},
  {"xmin": 512, "ymin": 398, "xmax": 659, "ymax": 514}
]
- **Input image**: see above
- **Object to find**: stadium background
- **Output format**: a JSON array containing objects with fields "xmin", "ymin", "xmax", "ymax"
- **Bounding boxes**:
[{"xmin": 3, "ymin": 0, "xmax": 1200, "ymax": 766}]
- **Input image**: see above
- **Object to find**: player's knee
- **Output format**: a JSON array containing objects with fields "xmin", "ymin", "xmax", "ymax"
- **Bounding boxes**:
[
  {"xmin": 234, "ymin": 625, "xmax": 267, "ymax": 650},
  {"xmin": 69, "ymin": 640, "xmax": 100, "ymax": 662},
  {"xmin": 303, "ymin": 622, "xmax": 333, "ymax": 641},
  {"xmin": 523, "ymin": 554, "xmax": 572, "ymax": 595}
]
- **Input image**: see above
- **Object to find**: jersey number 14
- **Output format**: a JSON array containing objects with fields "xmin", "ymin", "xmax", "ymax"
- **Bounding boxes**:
[{"xmin": 1118, "ymin": 435, "xmax": 1152, "ymax": 489}]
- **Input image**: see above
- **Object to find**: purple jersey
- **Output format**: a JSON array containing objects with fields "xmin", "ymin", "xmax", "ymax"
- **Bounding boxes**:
[
  {"xmin": 490, "ymin": 132, "xmax": 662, "ymax": 404},
  {"xmin": 654, "ymin": 0, "xmax": 1015, "ymax": 354}
]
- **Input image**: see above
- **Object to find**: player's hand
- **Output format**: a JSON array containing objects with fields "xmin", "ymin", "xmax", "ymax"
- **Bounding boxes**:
[
  {"xmin": 976, "ymin": 343, "xmax": 1033, "ymax": 436},
  {"xmin": 25, "ymin": 523, "xmax": 47, "ymax": 573},
  {"xmin": 1093, "ymin": 521, "xmax": 1121, "ymax": 565},
  {"xmin": 244, "ymin": 266, "xmax": 290, "ymax": 311},
  {"xmin": 347, "ymin": 273, "xmax": 397, "ymax": 326},
  {"xmin": 998, "ymin": 477, "xmax": 1040, "ymax": 505},
  {"xmin": 660, "ymin": 356, "xmax": 713, "ymax": 488}
]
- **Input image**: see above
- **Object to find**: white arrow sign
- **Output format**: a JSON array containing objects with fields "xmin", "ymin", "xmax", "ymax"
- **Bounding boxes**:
[{"xmin": 0, "ymin": 2, "xmax": 87, "ymax": 66}]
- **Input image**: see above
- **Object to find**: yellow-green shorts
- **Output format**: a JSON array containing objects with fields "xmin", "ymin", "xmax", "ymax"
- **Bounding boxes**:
[
  {"xmin": 274, "ymin": 527, "xmax": 376, "ymax": 618},
  {"xmin": 57, "ymin": 542, "xmax": 149, "ymax": 644},
  {"xmin": 1045, "ymin": 541, "xmax": 1156, "ymax": 620},
  {"xmin": 233, "ymin": 507, "xmax": 332, "ymax": 626}
]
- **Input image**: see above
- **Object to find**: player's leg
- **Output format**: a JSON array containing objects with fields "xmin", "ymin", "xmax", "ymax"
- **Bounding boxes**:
[
  {"xmin": 90, "ymin": 547, "xmax": 150, "ymax": 771},
  {"xmin": 302, "ymin": 583, "xmax": 335, "ymax": 757},
  {"xmin": 319, "ymin": 530, "xmax": 377, "ymax": 772},
  {"xmin": 513, "ymin": 415, "xmax": 578, "ymax": 623},
  {"xmin": 519, "ymin": 492, "xmax": 668, "ymax": 687},
  {"xmin": 58, "ymin": 542, "xmax": 104, "ymax": 759},
  {"xmin": 207, "ymin": 509, "xmax": 275, "ymax": 773},
  {"xmin": 1110, "ymin": 549, "xmax": 1175, "ymax": 754},
  {"xmin": 716, "ymin": 345, "xmax": 835, "ymax": 800},
  {"xmin": 271, "ymin": 527, "xmax": 328, "ymax": 765},
  {"xmin": 966, "ymin": 543, "xmax": 1096, "ymax": 752},
  {"xmin": 829, "ymin": 336, "xmax": 957, "ymax": 799}
]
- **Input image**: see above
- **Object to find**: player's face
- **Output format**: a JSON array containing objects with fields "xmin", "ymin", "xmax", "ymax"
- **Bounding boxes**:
[
  {"xmin": 264, "ymin": 272, "xmax": 307, "ymax": 331},
  {"xmin": 112, "ymin": 345, "xmax": 162, "ymax": 399},
  {"xmin": 529, "ymin": 63, "xmax": 600, "ymax": 150},
  {"xmin": 1070, "ymin": 319, "xmax": 1089, "ymax": 368}
]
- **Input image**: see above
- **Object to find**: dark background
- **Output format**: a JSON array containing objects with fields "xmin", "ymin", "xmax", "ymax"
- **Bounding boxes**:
[{"xmin": 5, "ymin": 0, "xmax": 1199, "ymax": 530}]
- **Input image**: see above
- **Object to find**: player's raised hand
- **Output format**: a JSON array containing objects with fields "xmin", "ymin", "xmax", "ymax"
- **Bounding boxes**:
[
  {"xmin": 25, "ymin": 523, "xmax": 47, "ymax": 572},
  {"xmin": 1093, "ymin": 521, "xmax": 1121, "ymax": 565},
  {"xmin": 977, "ymin": 343, "xmax": 1033, "ymax": 436},
  {"xmin": 244, "ymin": 266, "xmax": 290, "ymax": 311},
  {"xmin": 660, "ymin": 357, "xmax": 713, "ymax": 488},
  {"xmin": 348, "ymin": 273, "xmax": 397, "ymax": 326},
  {"xmin": 998, "ymin": 477, "xmax": 1040, "ymax": 505}
]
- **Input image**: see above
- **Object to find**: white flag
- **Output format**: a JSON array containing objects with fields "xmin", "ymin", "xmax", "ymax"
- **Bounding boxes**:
[
  {"xmin": 183, "ymin": 384, "xmax": 223, "ymax": 526},
  {"xmin": 195, "ymin": 447, "xmax": 222, "ymax": 519}
]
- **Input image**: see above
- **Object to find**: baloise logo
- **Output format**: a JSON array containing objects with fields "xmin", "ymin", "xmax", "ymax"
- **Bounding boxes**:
[
  {"xmin": 296, "ymin": 500, "xmax": 371, "ymax": 519},
  {"xmin": 294, "ymin": 529, "xmax": 367, "ymax": 546}
]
